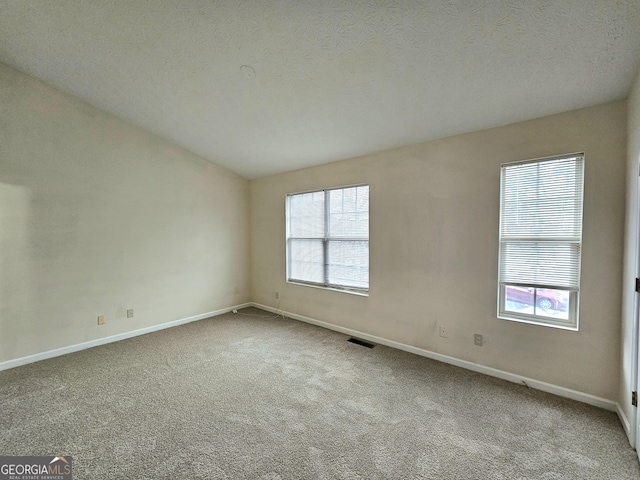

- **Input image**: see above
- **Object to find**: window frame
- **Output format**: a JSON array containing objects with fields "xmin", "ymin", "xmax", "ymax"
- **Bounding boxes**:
[
  {"xmin": 497, "ymin": 153, "xmax": 584, "ymax": 330},
  {"xmin": 286, "ymin": 184, "xmax": 369, "ymax": 295}
]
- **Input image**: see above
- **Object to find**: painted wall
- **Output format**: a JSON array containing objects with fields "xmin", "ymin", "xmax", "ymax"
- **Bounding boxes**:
[
  {"xmin": 0, "ymin": 63, "xmax": 251, "ymax": 364},
  {"xmin": 251, "ymin": 101, "xmax": 627, "ymax": 401},
  {"xmin": 621, "ymin": 66, "xmax": 640, "ymax": 442}
]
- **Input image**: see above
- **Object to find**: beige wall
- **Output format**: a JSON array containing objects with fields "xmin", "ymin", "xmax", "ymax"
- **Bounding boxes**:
[
  {"xmin": 251, "ymin": 101, "xmax": 627, "ymax": 401},
  {"xmin": 621, "ymin": 67, "xmax": 640, "ymax": 439},
  {"xmin": 0, "ymin": 63, "xmax": 251, "ymax": 363}
]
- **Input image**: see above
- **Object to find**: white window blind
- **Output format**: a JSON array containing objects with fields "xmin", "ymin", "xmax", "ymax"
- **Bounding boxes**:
[
  {"xmin": 287, "ymin": 185, "xmax": 369, "ymax": 292},
  {"xmin": 498, "ymin": 154, "xmax": 584, "ymax": 328}
]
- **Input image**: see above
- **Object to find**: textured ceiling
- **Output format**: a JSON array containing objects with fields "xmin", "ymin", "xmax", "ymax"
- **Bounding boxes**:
[{"xmin": 1, "ymin": 1, "xmax": 640, "ymax": 179}]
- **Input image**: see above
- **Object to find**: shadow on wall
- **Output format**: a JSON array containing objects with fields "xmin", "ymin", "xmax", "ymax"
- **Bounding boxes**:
[
  {"xmin": 0, "ymin": 173, "xmax": 102, "ymax": 360},
  {"xmin": 0, "ymin": 181, "xmax": 34, "ymax": 355}
]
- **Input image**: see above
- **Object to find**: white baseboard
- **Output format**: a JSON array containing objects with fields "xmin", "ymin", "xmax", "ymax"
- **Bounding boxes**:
[
  {"xmin": 252, "ymin": 302, "xmax": 618, "ymax": 413},
  {"xmin": 0, "ymin": 302, "xmax": 252, "ymax": 372},
  {"xmin": 617, "ymin": 403, "xmax": 632, "ymax": 441}
]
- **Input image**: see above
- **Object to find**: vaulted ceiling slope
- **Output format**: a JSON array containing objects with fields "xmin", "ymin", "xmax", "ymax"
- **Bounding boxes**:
[{"xmin": 1, "ymin": 1, "xmax": 639, "ymax": 179}]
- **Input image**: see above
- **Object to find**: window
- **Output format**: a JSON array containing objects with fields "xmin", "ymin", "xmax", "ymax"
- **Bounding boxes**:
[
  {"xmin": 286, "ymin": 185, "xmax": 369, "ymax": 293},
  {"xmin": 498, "ymin": 154, "xmax": 584, "ymax": 329}
]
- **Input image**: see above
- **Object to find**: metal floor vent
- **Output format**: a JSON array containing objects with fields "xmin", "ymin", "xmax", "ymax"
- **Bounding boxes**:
[{"xmin": 347, "ymin": 337, "xmax": 375, "ymax": 349}]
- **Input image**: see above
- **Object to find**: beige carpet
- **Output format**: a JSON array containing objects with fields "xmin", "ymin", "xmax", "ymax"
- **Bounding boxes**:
[{"xmin": 1, "ymin": 307, "xmax": 638, "ymax": 479}]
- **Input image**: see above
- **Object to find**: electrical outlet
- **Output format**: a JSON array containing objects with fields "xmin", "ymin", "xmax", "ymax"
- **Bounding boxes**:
[
  {"xmin": 97, "ymin": 315, "xmax": 105, "ymax": 325},
  {"xmin": 439, "ymin": 325, "xmax": 447, "ymax": 338},
  {"xmin": 275, "ymin": 291, "xmax": 279, "ymax": 300},
  {"xmin": 127, "ymin": 309, "xmax": 134, "ymax": 318},
  {"xmin": 474, "ymin": 334, "xmax": 483, "ymax": 346}
]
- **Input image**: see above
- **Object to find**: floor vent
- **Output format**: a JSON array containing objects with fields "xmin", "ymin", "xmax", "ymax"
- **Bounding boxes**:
[{"xmin": 347, "ymin": 337, "xmax": 375, "ymax": 349}]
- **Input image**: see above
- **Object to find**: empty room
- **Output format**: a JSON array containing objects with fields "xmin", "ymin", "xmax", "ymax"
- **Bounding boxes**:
[{"xmin": 2, "ymin": 1, "xmax": 640, "ymax": 478}]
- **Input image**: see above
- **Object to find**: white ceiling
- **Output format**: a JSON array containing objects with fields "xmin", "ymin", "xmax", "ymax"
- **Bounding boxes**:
[{"xmin": 1, "ymin": 1, "xmax": 639, "ymax": 179}]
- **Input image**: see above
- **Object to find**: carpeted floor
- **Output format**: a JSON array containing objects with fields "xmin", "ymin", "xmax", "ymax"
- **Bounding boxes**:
[{"xmin": 1, "ymin": 307, "xmax": 638, "ymax": 479}]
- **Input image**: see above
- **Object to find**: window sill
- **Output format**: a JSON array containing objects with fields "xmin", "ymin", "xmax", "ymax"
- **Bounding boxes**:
[
  {"xmin": 497, "ymin": 313, "xmax": 578, "ymax": 331},
  {"xmin": 287, "ymin": 280, "xmax": 369, "ymax": 297}
]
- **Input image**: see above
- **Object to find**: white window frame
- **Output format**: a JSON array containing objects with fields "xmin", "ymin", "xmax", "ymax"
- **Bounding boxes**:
[
  {"xmin": 286, "ymin": 184, "xmax": 369, "ymax": 295},
  {"xmin": 497, "ymin": 153, "xmax": 584, "ymax": 330}
]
